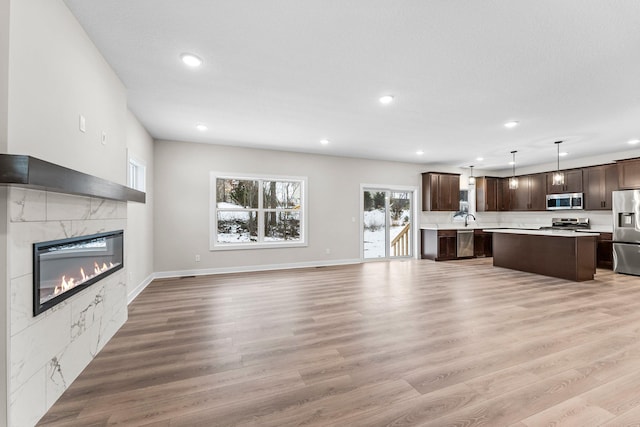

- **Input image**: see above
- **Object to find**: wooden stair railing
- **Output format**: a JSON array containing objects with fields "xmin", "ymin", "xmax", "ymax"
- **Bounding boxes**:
[{"xmin": 391, "ymin": 223, "xmax": 411, "ymax": 257}]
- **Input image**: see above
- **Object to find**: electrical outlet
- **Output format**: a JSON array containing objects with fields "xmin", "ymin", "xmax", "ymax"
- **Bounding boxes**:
[{"xmin": 195, "ymin": 254, "xmax": 201, "ymax": 262}]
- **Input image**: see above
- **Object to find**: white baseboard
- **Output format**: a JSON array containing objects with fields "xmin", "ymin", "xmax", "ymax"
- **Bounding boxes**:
[
  {"xmin": 153, "ymin": 258, "xmax": 362, "ymax": 280},
  {"xmin": 127, "ymin": 273, "xmax": 156, "ymax": 305}
]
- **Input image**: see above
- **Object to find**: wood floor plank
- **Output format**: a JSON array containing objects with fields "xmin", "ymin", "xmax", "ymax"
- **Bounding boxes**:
[
  {"xmin": 520, "ymin": 396, "xmax": 615, "ymax": 427},
  {"xmin": 37, "ymin": 259, "xmax": 640, "ymax": 426}
]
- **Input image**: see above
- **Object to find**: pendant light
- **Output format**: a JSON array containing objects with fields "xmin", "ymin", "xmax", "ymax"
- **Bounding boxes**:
[
  {"xmin": 552, "ymin": 141, "xmax": 565, "ymax": 186},
  {"xmin": 508, "ymin": 151, "xmax": 519, "ymax": 189},
  {"xmin": 468, "ymin": 165, "xmax": 476, "ymax": 185}
]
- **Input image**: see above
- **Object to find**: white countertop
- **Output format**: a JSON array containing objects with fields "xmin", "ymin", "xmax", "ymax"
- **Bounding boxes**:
[
  {"xmin": 420, "ymin": 223, "xmax": 502, "ymax": 230},
  {"xmin": 483, "ymin": 228, "xmax": 600, "ymax": 238}
]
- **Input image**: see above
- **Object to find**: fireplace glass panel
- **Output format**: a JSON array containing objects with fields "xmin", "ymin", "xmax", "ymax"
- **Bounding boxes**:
[{"xmin": 34, "ymin": 230, "xmax": 124, "ymax": 316}]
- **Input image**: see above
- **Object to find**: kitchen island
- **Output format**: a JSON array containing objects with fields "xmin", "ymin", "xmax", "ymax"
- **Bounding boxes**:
[{"xmin": 484, "ymin": 229, "xmax": 600, "ymax": 282}]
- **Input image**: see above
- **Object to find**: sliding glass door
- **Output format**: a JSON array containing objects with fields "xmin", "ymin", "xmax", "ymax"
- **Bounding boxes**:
[{"xmin": 362, "ymin": 188, "xmax": 413, "ymax": 259}]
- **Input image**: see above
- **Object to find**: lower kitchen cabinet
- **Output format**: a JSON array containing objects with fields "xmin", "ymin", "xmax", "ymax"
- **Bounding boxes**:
[
  {"xmin": 421, "ymin": 229, "xmax": 457, "ymax": 261},
  {"xmin": 474, "ymin": 230, "xmax": 493, "ymax": 257},
  {"xmin": 596, "ymin": 232, "xmax": 613, "ymax": 270}
]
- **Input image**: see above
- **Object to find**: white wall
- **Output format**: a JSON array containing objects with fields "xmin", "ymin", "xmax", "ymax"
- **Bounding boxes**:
[
  {"xmin": 0, "ymin": 0, "xmax": 8, "ymax": 152},
  {"xmin": 125, "ymin": 111, "xmax": 154, "ymax": 300},
  {"xmin": 7, "ymin": 0, "xmax": 127, "ymax": 184},
  {"xmin": 1, "ymin": 1, "xmax": 11, "ymax": 425},
  {"xmin": 2, "ymin": 0, "xmax": 154, "ymax": 424},
  {"xmin": 154, "ymin": 140, "xmax": 435, "ymax": 273}
]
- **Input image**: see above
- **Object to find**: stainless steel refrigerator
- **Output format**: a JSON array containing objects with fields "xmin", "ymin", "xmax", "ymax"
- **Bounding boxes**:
[{"xmin": 613, "ymin": 189, "xmax": 640, "ymax": 275}]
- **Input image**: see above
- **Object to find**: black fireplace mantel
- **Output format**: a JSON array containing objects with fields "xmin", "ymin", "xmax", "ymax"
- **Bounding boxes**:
[{"xmin": 0, "ymin": 154, "xmax": 145, "ymax": 203}]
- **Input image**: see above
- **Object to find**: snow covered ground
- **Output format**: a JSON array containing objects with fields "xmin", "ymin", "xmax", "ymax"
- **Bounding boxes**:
[{"xmin": 363, "ymin": 208, "xmax": 410, "ymax": 258}]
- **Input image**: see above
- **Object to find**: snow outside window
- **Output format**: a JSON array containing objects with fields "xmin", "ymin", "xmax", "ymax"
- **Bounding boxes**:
[{"xmin": 210, "ymin": 173, "xmax": 307, "ymax": 250}]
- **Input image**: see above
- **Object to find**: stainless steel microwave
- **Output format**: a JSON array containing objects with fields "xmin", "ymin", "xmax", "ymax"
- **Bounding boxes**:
[{"xmin": 546, "ymin": 193, "xmax": 584, "ymax": 210}]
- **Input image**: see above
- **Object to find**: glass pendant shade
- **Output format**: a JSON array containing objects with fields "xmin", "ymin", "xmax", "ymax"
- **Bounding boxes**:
[
  {"xmin": 508, "ymin": 177, "xmax": 519, "ymax": 189},
  {"xmin": 552, "ymin": 171, "xmax": 565, "ymax": 186},
  {"xmin": 468, "ymin": 166, "xmax": 475, "ymax": 185}
]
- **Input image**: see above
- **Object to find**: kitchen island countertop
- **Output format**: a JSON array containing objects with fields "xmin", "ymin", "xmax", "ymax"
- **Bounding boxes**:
[{"xmin": 484, "ymin": 228, "xmax": 600, "ymax": 238}]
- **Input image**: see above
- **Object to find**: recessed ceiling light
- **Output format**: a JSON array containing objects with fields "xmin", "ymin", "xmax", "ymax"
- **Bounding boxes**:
[
  {"xmin": 379, "ymin": 95, "xmax": 394, "ymax": 105},
  {"xmin": 504, "ymin": 121, "xmax": 519, "ymax": 128},
  {"xmin": 628, "ymin": 139, "xmax": 640, "ymax": 145},
  {"xmin": 180, "ymin": 53, "xmax": 203, "ymax": 67},
  {"xmin": 416, "ymin": 150, "xmax": 424, "ymax": 155},
  {"xmin": 508, "ymin": 161, "xmax": 515, "ymax": 165},
  {"xmin": 320, "ymin": 139, "xmax": 330, "ymax": 145},
  {"xmin": 196, "ymin": 123, "xmax": 208, "ymax": 131},
  {"xmin": 559, "ymin": 151, "xmax": 568, "ymax": 157},
  {"xmin": 476, "ymin": 157, "xmax": 484, "ymax": 162}
]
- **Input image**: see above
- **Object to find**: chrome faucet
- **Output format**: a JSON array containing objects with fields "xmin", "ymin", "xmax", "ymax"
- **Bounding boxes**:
[{"xmin": 464, "ymin": 213, "xmax": 476, "ymax": 227}]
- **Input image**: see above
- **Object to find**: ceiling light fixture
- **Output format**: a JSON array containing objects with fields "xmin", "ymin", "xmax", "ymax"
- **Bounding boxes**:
[
  {"xmin": 509, "ymin": 151, "xmax": 518, "ymax": 189},
  {"xmin": 416, "ymin": 150, "xmax": 424, "ymax": 155},
  {"xmin": 320, "ymin": 139, "xmax": 330, "ymax": 145},
  {"xmin": 468, "ymin": 166, "xmax": 476, "ymax": 185},
  {"xmin": 379, "ymin": 95, "xmax": 394, "ymax": 105},
  {"xmin": 504, "ymin": 121, "xmax": 519, "ymax": 128},
  {"xmin": 196, "ymin": 123, "xmax": 208, "ymax": 131},
  {"xmin": 559, "ymin": 151, "xmax": 568, "ymax": 157},
  {"xmin": 476, "ymin": 157, "xmax": 484, "ymax": 162},
  {"xmin": 628, "ymin": 139, "xmax": 640, "ymax": 145},
  {"xmin": 180, "ymin": 53, "xmax": 203, "ymax": 67},
  {"xmin": 552, "ymin": 141, "xmax": 565, "ymax": 186}
]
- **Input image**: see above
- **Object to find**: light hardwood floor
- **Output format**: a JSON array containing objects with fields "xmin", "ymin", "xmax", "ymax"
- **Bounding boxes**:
[{"xmin": 37, "ymin": 258, "xmax": 640, "ymax": 426}]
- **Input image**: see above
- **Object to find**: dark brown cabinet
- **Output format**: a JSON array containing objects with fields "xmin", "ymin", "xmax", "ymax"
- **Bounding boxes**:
[
  {"xmin": 421, "ymin": 229, "xmax": 457, "ymax": 260},
  {"xmin": 617, "ymin": 158, "xmax": 640, "ymax": 189},
  {"xmin": 497, "ymin": 178, "xmax": 512, "ymax": 211},
  {"xmin": 422, "ymin": 172, "xmax": 460, "ymax": 211},
  {"xmin": 546, "ymin": 169, "xmax": 583, "ymax": 194},
  {"xmin": 473, "ymin": 230, "xmax": 493, "ymax": 257},
  {"xmin": 510, "ymin": 174, "xmax": 546, "ymax": 211},
  {"xmin": 583, "ymin": 164, "xmax": 618, "ymax": 210},
  {"xmin": 475, "ymin": 177, "xmax": 499, "ymax": 212},
  {"xmin": 596, "ymin": 232, "xmax": 613, "ymax": 270}
]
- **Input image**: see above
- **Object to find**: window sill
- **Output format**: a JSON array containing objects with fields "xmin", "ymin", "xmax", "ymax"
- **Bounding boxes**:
[{"xmin": 210, "ymin": 241, "xmax": 308, "ymax": 251}]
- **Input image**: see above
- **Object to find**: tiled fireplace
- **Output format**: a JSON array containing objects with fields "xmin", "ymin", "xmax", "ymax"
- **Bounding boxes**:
[{"xmin": 8, "ymin": 187, "xmax": 128, "ymax": 426}]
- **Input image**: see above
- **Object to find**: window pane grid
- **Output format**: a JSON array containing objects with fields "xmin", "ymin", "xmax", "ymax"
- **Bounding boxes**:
[{"xmin": 212, "ymin": 175, "xmax": 305, "ymax": 247}]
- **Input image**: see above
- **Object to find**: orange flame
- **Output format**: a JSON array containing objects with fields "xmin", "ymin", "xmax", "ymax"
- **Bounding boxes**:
[{"xmin": 53, "ymin": 261, "xmax": 120, "ymax": 297}]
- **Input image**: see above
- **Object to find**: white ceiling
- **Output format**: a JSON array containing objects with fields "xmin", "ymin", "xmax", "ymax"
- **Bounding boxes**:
[{"xmin": 63, "ymin": 0, "xmax": 640, "ymax": 170}]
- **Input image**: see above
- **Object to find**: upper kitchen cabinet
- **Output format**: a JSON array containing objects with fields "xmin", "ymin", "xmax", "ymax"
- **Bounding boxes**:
[
  {"xmin": 497, "ymin": 178, "xmax": 512, "ymax": 211},
  {"xmin": 583, "ymin": 164, "xmax": 618, "ymax": 210},
  {"xmin": 617, "ymin": 158, "xmax": 640, "ymax": 190},
  {"xmin": 510, "ymin": 174, "xmax": 546, "ymax": 211},
  {"xmin": 546, "ymin": 169, "xmax": 583, "ymax": 194},
  {"xmin": 422, "ymin": 172, "xmax": 460, "ymax": 211},
  {"xmin": 475, "ymin": 177, "xmax": 499, "ymax": 212}
]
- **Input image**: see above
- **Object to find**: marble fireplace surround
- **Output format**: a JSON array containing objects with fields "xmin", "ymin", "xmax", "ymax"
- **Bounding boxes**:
[
  {"xmin": 1, "ymin": 153, "xmax": 149, "ymax": 426},
  {"xmin": 7, "ymin": 187, "xmax": 129, "ymax": 426}
]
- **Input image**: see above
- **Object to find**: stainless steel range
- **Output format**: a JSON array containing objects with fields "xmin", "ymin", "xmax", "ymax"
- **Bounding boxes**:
[{"xmin": 539, "ymin": 217, "xmax": 590, "ymax": 231}]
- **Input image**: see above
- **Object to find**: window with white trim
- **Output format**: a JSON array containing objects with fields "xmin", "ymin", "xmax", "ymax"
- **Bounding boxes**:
[
  {"xmin": 127, "ymin": 154, "xmax": 146, "ymax": 192},
  {"xmin": 210, "ymin": 173, "xmax": 307, "ymax": 250}
]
